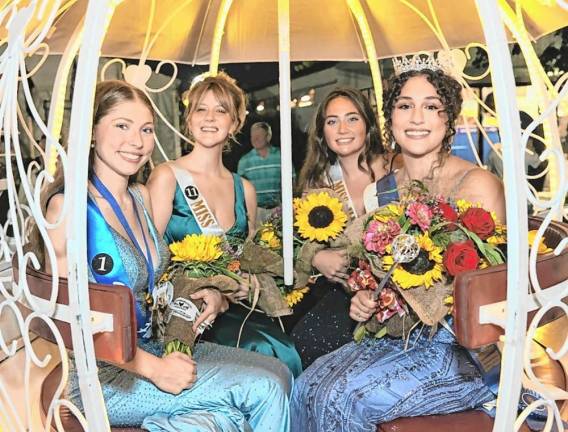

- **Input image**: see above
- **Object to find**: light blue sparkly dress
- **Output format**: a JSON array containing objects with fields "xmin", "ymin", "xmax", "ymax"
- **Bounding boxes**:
[
  {"xmin": 289, "ymin": 173, "xmax": 494, "ymax": 432},
  {"xmin": 67, "ymin": 187, "xmax": 292, "ymax": 432}
]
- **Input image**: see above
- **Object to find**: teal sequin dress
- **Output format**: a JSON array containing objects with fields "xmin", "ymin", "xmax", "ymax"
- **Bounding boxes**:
[
  {"xmin": 67, "ymin": 187, "xmax": 292, "ymax": 431},
  {"xmin": 165, "ymin": 170, "xmax": 302, "ymax": 378}
]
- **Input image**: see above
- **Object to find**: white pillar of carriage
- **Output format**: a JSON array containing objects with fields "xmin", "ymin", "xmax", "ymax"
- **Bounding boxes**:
[{"xmin": 0, "ymin": 1, "xmax": 566, "ymax": 431}]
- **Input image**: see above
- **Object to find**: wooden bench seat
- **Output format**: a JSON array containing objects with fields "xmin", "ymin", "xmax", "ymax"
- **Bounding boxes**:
[{"xmin": 15, "ymin": 263, "xmax": 145, "ymax": 431}]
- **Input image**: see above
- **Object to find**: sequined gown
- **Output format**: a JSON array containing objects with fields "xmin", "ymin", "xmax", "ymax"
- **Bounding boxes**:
[
  {"xmin": 290, "ymin": 173, "xmax": 494, "ymax": 432},
  {"xmin": 164, "ymin": 169, "xmax": 302, "ymax": 377},
  {"xmin": 67, "ymin": 188, "xmax": 292, "ymax": 432}
]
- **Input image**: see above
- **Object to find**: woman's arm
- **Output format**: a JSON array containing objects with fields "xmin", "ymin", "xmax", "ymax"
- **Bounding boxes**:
[
  {"xmin": 242, "ymin": 178, "xmax": 257, "ymax": 236},
  {"xmin": 146, "ymin": 163, "xmax": 177, "ymax": 235},
  {"xmin": 118, "ymin": 347, "xmax": 196, "ymax": 394},
  {"xmin": 44, "ymin": 193, "xmax": 69, "ymax": 275}
]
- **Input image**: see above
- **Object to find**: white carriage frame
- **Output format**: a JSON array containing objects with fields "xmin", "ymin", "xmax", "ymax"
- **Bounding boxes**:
[{"xmin": 0, "ymin": 1, "xmax": 567, "ymax": 431}]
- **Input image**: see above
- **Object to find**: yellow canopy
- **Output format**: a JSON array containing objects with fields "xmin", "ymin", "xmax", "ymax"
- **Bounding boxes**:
[{"xmin": 33, "ymin": 0, "xmax": 568, "ymax": 64}]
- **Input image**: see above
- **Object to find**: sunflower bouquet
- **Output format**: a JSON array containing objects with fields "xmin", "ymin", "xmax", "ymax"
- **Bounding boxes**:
[
  {"xmin": 293, "ymin": 189, "xmax": 353, "ymax": 289},
  {"xmin": 157, "ymin": 234, "xmax": 243, "ymax": 355},
  {"xmin": 239, "ymin": 208, "xmax": 311, "ymax": 311},
  {"xmin": 351, "ymin": 182, "xmax": 507, "ymax": 342}
]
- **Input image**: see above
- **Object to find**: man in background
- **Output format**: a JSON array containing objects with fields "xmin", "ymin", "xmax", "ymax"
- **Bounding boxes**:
[{"xmin": 237, "ymin": 122, "xmax": 294, "ymax": 225}]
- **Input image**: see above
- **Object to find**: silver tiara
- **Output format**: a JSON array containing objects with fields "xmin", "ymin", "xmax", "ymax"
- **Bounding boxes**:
[{"xmin": 392, "ymin": 51, "xmax": 459, "ymax": 78}]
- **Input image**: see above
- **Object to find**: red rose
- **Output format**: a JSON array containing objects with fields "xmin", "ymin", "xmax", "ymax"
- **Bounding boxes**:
[
  {"xmin": 438, "ymin": 202, "xmax": 458, "ymax": 231},
  {"xmin": 439, "ymin": 202, "xmax": 458, "ymax": 222},
  {"xmin": 460, "ymin": 207, "xmax": 495, "ymax": 240},
  {"xmin": 443, "ymin": 240, "xmax": 480, "ymax": 276}
]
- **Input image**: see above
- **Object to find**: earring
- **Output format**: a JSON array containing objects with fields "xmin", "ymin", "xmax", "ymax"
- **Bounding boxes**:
[
  {"xmin": 90, "ymin": 140, "xmax": 95, "ymax": 149},
  {"xmin": 391, "ymin": 140, "xmax": 396, "ymax": 150}
]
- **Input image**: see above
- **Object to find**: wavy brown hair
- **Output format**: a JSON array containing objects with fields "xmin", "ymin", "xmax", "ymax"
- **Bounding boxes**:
[
  {"xmin": 30, "ymin": 80, "xmax": 154, "ymax": 265},
  {"xmin": 296, "ymin": 87, "xmax": 384, "ymax": 193},
  {"xmin": 383, "ymin": 69, "xmax": 462, "ymax": 180},
  {"xmin": 183, "ymin": 72, "xmax": 247, "ymax": 151}
]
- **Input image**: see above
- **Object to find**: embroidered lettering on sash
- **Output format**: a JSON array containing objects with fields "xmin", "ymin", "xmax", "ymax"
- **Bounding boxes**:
[
  {"xmin": 170, "ymin": 165, "xmax": 224, "ymax": 236},
  {"xmin": 328, "ymin": 163, "xmax": 357, "ymax": 219}
]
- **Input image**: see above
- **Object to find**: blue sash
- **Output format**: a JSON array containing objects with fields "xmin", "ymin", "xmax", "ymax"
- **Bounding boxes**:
[
  {"xmin": 87, "ymin": 177, "xmax": 155, "ymax": 338},
  {"xmin": 376, "ymin": 172, "xmax": 399, "ymax": 206}
]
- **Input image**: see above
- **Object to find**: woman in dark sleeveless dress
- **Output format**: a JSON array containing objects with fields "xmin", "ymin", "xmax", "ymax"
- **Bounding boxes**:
[
  {"xmin": 147, "ymin": 72, "xmax": 302, "ymax": 377},
  {"xmin": 285, "ymin": 87, "xmax": 394, "ymax": 368},
  {"xmin": 291, "ymin": 68, "xmax": 505, "ymax": 431}
]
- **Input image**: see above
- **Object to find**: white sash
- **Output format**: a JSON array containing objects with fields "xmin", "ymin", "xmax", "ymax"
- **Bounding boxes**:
[
  {"xmin": 170, "ymin": 165, "xmax": 225, "ymax": 236},
  {"xmin": 328, "ymin": 163, "xmax": 357, "ymax": 220}
]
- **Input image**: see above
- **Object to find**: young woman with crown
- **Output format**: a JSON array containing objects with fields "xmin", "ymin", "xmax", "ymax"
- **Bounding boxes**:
[{"xmin": 290, "ymin": 58, "xmax": 505, "ymax": 431}]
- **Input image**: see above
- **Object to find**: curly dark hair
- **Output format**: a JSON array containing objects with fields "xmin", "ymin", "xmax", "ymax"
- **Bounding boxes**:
[
  {"xmin": 383, "ymin": 69, "xmax": 462, "ymax": 178},
  {"xmin": 296, "ymin": 87, "xmax": 384, "ymax": 193}
]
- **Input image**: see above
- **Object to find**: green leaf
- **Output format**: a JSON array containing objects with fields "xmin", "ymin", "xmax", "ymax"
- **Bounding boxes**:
[
  {"xmin": 374, "ymin": 326, "xmax": 388, "ymax": 339},
  {"xmin": 353, "ymin": 323, "xmax": 368, "ymax": 343}
]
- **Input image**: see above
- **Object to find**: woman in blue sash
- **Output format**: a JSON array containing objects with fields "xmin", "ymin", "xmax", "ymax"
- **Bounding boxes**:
[
  {"xmin": 147, "ymin": 73, "xmax": 302, "ymax": 377},
  {"xmin": 290, "ymin": 69, "xmax": 505, "ymax": 431},
  {"xmin": 285, "ymin": 87, "xmax": 394, "ymax": 368},
  {"xmin": 42, "ymin": 80, "xmax": 291, "ymax": 431}
]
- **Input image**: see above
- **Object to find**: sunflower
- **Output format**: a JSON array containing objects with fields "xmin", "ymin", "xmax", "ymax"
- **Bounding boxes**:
[
  {"xmin": 169, "ymin": 234, "xmax": 223, "ymax": 262},
  {"xmin": 285, "ymin": 287, "xmax": 310, "ymax": 307},
  {"xmin": 382, "ymin": 233, "xmax": 444, "ymax": 289},
  {"xmin": 259, "ymin": 225, "xmax": 282, "ymax": 249},
  {"xmin": 528, "ymin": 230, "xmax": 553, "ymax": 254},
  {"xmin": 294, "ymin": 192, "xmax": 348, "ymax": 242},
  {"xmin": 373, "ymin": 203, "xmax": 404, "ymax": 223}
]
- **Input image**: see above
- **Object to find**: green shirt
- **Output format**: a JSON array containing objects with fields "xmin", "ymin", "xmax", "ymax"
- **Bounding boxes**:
[{"xmin": 237, "ymin": 146, "xmax": 294, "ymax": 208}]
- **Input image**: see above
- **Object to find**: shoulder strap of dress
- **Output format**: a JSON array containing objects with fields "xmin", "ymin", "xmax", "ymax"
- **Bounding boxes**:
[{"xmin": 448, "ymin": 168, "xmax": 477, "ymax": 199}]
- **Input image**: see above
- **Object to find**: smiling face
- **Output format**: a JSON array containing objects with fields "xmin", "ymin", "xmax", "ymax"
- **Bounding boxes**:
[
  {"xmin": 391, "ymin": 75, "xmax": 448, "ymax": 159},
  {"xmin": 187, "ymin": 90, "xmax": 237, "ymax": 148},
  {"xmin": 92, "ymin": 99, "xmax": 155, "ymax": 179},
  {"xmin": 323, "ymin": 96, "xmax": 367, "ymax": 159}
]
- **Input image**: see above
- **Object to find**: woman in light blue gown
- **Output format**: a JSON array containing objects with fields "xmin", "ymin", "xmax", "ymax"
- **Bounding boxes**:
[
  {"xmin": 291, "ymin": 68, "xmax": 506, "ymax": 432},
  {"xmin": 41, "ymin": 80, "xmax": 291, "ymax": 431}
]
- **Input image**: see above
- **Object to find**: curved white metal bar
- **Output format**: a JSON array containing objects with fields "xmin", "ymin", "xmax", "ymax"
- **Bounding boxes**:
[
  {"xmin": 475, "ymin": 2, "xmax": 528, "ymax": 431},
  {"xmin": 62, "ymin": 0, "xmax": 123, "ymax": 429},
  {"xmin": 345, "ymin": 0, "xmax": 385, "ymax": 126},
  {"xmin": 209, "ymin": 0, "xmax": 233, "ymax": 76}
]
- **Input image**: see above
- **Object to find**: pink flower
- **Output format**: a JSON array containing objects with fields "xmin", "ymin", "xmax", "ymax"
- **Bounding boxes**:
[
  {"xmin": 347, "ymin": 262, "xmax": 379, "ymax": 291},
  {"xmin": 406, "ymin": 202, "xmax": 433, "ymax": 231},
  {"xmin": 363, "ymin": 219, "xmax": 401, "ymax": 254}
]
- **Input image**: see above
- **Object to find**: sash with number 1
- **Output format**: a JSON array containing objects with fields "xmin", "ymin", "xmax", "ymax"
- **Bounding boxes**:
[
  {"xmin": 87, "ymin": 176, "xmax": 155, "ymax": 337},
  {"xmin": 328, "ymin": 162, "xmax": 357, "ymax": 220},
  {"xmin": 170, "ymin": 165, "xmax": 225, "ymax": 236}
]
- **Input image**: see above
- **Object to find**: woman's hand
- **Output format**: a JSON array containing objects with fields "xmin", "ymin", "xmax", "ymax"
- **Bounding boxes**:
[
  {"xmin": 190, "ymin": 288, "xmax": 229, "ymax": 331},
  {"xmin": 312, "ymin": 248, "xmax": 350, "ymax": 286},
  {"xmin": 227, "ymin": 273, "xmax": 250, "ymax": 303},
  {"xmin": 150, "ymin": 352, "xmax": 197, "ymax": 394},
  {"xmin": 350, "ymin": 290, "xmax": 378, "ymax": 322}
]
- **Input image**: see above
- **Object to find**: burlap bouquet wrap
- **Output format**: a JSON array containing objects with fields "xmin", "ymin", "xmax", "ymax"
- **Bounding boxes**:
[
  {"xmin": 351, "ymin": 210, "xmax": 453, "ymax": 339},
  {"xmin": 293, "ymin": 187, "xmax": 362, "ymax": 290},
  {"xmin": 239, "ymin": 239, "xmax": 292, "ymax": 317},
  {"xmin": 161, "ymin": 274, "xmax": 240, "ymax": 353}
]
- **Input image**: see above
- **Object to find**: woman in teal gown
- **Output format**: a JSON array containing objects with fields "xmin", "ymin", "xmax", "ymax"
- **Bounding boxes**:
[
  {"xmin": 41, "ymin": 80, "xmax": 292, "ymax": 431},
  {"xmin": 148, "ymin": 72, "xmax": 302, "ymax": 377}
]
